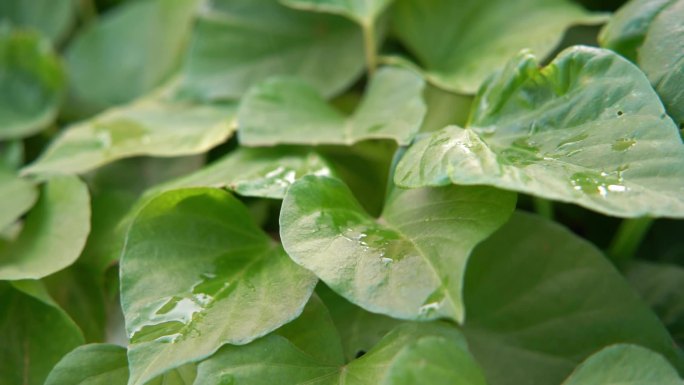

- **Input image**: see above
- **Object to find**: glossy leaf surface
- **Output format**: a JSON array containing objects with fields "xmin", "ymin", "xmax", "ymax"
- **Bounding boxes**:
[
  {"xmin": 65, "ymin": 0, "xmax": 199, "ymax": 115},
  {"xmin": 280, "ymin": 175, "xmax": 515, "ymax": 322},
  {"xmin": 0, "ymin": 281, "xmax": 84, "ymax": 385},
  {"xmin": 45, "ymin": 344, "xmax": 129, "ymax": 385},
  {"xmin": 121, "ymin": 188, "xmax": 317, "ymax": 385},
  {"xmin": 196, "ymin": 295, "xmax": 486, "ymax": 385},
  {"xmin": 396, "ymin": 46, "xmax": 684, "ymax": 218},
  {"xmin": 178, "ymin": 0, "xmax": 364, "ymax": 101},
  {"xmin": 0, "ymin": 26, "xmax": 64, "ymax": 139},
  {"xmin": 0, "ymin": 169, "xmax": 36, "ymax": 231},
  {"xmin": 22, "ymin": 87, "xmax": 236, "ymax": 176},
  {"xmin": 463, "ymin": 212, "xmax": 684, "ymax": 385},
  {"xmin": 147, "ymin": 147, "xmax": 335, "ymax": 200},
  {"xmin": 562, "ymin": 344, "xmax": 683, "ymax": 385},
  {"xmin": 238, "ymin": 67, "xmax": 425, "ymax": 146},
  {"xmin": 0, "ymin": 176, "xmax": 90, "ymax": 280},
  {"xmin": 392, "ymin": 0, "xmax": 604, "ymax": 93}
]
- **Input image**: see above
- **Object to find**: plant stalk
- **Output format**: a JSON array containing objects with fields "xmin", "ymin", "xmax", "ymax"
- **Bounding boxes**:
[
  {"xmin": 362, "ymin": 22, "xmax": 377, "ymax": 76},
  {"xmin": 607, "ymin": 217, "xmax": 654, "ymax": 265},
  {"xmin": 532, "ymin": 197, "xmax": 554, "ymax": 220}
]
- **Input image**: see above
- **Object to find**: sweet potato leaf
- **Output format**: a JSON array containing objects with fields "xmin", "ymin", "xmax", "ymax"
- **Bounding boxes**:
[
  {"xmin": 463, "ymin": 212, "xmax": 684, "ymax": 385},
  {"xmin": 280, "ymin": 175, "xmax": 515, "ymax": 322},
  {"xmin": 121, "ymin": 188, "xmax": 317, "ymax": 385},
  {"xmin": 396, "ymin": 46, "xmax": 684, "ymax": 218},
  {"xmin": 0, "ymin": 169, "xmax": 36, "ymax": 231},
  {"xmin": 0, "ymin": 176, "xmax": 90, "ymax": 280},
  {"xmin": 392, "ymin": 0, "xmax": 606, "ymax": 93},
  {"xmin": 238, "ymin": 67, "xmax": 425, "ymax": 146},
  {"xmin": 281, "ymin": 0, "xmax": 392, "ymax": 26},
  {"xmin": 45, "ymin": 344, "xmax": 129, "ymax": 385},
  {"xmin": 0, "ymin": 25, "xmax": 65, "ymax": 140},
  {"xmin": 0, "ymin": 0, "xmax": 76, "ymax": 44}
]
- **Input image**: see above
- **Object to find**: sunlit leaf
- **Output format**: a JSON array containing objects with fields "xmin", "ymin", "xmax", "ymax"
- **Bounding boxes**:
[
  {"xmin": 396, "ymin": 46, "xmax": 684, "ymax": 218},
  {"xmin": 281, "ymin": 0, "xmax": 392, "ymax": 26},
  {"xmin": 121, "ymin": 188, "xmax": 317, "ymax": 385},
  {"xmin": 0, "ymin": 25, "xmax": 64, "ymax": 139},
  {"xmin": 392, "ymin": 0, "xmax": 605, "ymax": 93},
  {"xmin": 463, "ymin": 212, "xmax": 684, "ymax": 385},
  {"xmin": 280, "ymin": 175, "xmax": 515, "ymax": 322},
  {"xmin": 0, "ymin": 169, "xmax": 37, "ymax": 231},
  {"xmin": 238, "ymin": 67, "xmax": 425, "ymax": 146},
  {"xmin": 0, "ymin": 176, "xmax": 90, "ymax": 280}
]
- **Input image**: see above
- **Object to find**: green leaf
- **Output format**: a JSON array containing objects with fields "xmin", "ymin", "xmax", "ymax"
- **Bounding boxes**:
[
  {"xmin": 463, "ymin": 212, "xmax": 684, "ymax": 385},
  {"xmin": 396, "ymin": 46, "xmax": 684, "ymax": 218},
  {"xmin": 64, "ymin": 0, "xmax": 199, "ymax": 116},
  {"xmin": 145, "ymin": 365, "xmax": 196, "ymax": 385},
  {"xmin": 178, "ymin": 0, "xmax": 365, "ymax": 102},
  {"xmin": 22, "ymin": 85, "xmax": 236, "ymax": 177},
  {"xmin": 392, "ymin": 0, "xmax": 605, "ymax": 94},
  {"xmin": 281, "ymin": 0, "xmax": 392, "ymax": 25},
  {"xmin": 626, "ymin": 261, "xmax": 684, "ymax": 345},
  {"xmin": 0, "ymin": 176, "xmax": 90, "ymax": 280},
  {"xmin": 0, "ymin": 281, "xmax": 84, "ymax": 385},
  {"xmin": 0, "ymin": 25, "xmax": 65, "ymax": 140},
  {"xmin": 280, "ymin": 175, "xmax": 516, "ymax": 322},
  {"xmin": 146, "ymin": 147, "xmax": 335, "ymax": 200},
  {"xmin": 317, "ymin": 283, "xmax": 403, "ymax": 362},
  {"xmin": 196, "ymin": 295, "xmax": 486, "ymax": 385},
  {"xmin": 562, "ymin": 344, "xmax": 684, "ymax": 385},
  {"xmin": 598, "ymin": 0, "xmax": 672, "ymax": 62},
  {"xmin": 0, "ymin": 169, "xmax": 37, "ymax": 231},
  {"xmin": 121, "ymin": 188, "xmax": 317, "ymax": 385},
  {"xmin": 638, "ymin": 0, "xmax": 684, "ymax": 125},
  {"xmin": 0, "ymin": 0, "xmax": 76, "ymax": 44},
  {"xmin": 45, "ymin": 344, "xmax": 129, "ymax": 385},
  {"xmin": 238, "ymin": 67, "xmax": 425, "ymax": 146}
]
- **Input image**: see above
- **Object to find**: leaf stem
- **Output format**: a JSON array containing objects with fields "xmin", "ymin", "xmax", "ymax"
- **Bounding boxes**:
[
  {"xmin": 607, "ymin": 217, "xmax": 654, "ymax": 265},
  {"xmin": 362, "ymin": 21, "xmax": 377, "ymax": 76},
  {"xmin": 532, "ymin": 197, "xmax": 554, "ymax": 220},
  {"xmin": 80, "ymin": 0, "xmax": 98, "ymax": 25}
]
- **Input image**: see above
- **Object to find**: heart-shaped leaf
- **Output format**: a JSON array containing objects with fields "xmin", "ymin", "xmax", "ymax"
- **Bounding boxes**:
[
  {"xmin": 280, "ymin": 175, "xmax": 515, "ymax": 322},
  {"xmin": 196, "ymin": 295, "xmax": 487, "ymax": 385},
  {"xmin": 121, "ymin": 188, "xmax": 317, "ymax": 385},
  {"xmin": 0, "ymin": 25, "xmax": 65, "ymax": 140},
  {"xmin": 0, "ymin": 170, "xmax": 37, "ymax": 231},
  {"xmin": 64, "ymin": 0, "xmax": 199, "ymax": 116},
  {"xmin": 0, "ymin": 281, "xmax": 84, "ymax": 385},
  {"xmin": 22, "ymin": 85, "xmax": 236, "ymax": 177},
  {"xmin": 392, "ymin": 0, "xmax": 605, "ymax": 93},
  {"xmin": 178, "ymin": 0, "xmax": 365, "ymax": 102},
  {"xmin": 600, "ymin": 0, "xmax": 684, "ymax": 125},
  {"xmin": 463, "ymin": 212, "xmax": 684, "ymax": 385},
  {"xmin": 0, "ymin": 175, "xmax": 90, "ymax": 280},
  {"xmin": 0, "ymin": 0, "xmax": 76, "ymax": 44},
  {"xmin": 45, "ymin": 344, "xmax": 129, "ymax": 385},
  {"xmin": 238, "ymin": 67, "xmax": 425, "ymax": 146},
  {"xmin": 146, "ymin": 147, "xmax": 335, "ymax": 200},
  {"xmin": 396, "ymin": 46, "xmax": 684, "ymax": 218},
  {"xmin": 562, "ymin": 344, "xmax": 684, "ymax": 385}
]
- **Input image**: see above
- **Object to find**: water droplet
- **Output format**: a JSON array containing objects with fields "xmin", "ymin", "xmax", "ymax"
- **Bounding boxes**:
[
  {"xmin": 498, "ymin": 137, "xmax": 540, "ymax": 166},
  {"xmin": 570, "ymin": 170, "xmax": 629, "ymax": 197},
  {"xmin": 380, "ymin": 257, "xmax": 393, "ymax": 266},
  {"xmin": 612, "ymin": 138, "xmax": 636, "ymax": 151}
]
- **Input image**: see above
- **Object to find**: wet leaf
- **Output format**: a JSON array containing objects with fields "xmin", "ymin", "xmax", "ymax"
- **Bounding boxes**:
[
  {"xmin": 396, "ymin": 46, "xmax": 684, "ymax": 218},
  {"xmin": 0, "ymin": 176, "xmax": 90, "ymax": 280},
  {"xmin": 392, "ymin": 0, "xmax": 605, "ymax": 93},
  {"xmin": 121, "ymin": 188, "xmax": 317, "ymax": 385},
  {"xmin": 0, "ymin": 25, "xmax": 65, "ymax": 139},
  {"xmin": 238, "ymin": 67, "xmax": 425, "ymax": 146},
  {"xmin": 280, "ymin": 175, "xmax": 515, "ymax": 322},
  {"xmin": 178, "ymin": 0, "xmax": 364, "ymax": 102},
  {"xmin": 463, "ymin": 212, "xmax": 684, "ymax": 385}
]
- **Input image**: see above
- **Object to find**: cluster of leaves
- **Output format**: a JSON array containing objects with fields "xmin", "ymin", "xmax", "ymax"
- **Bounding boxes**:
[{"xmin": 1, "ymin": 0, "xmax": 684, "ymax": 384}]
